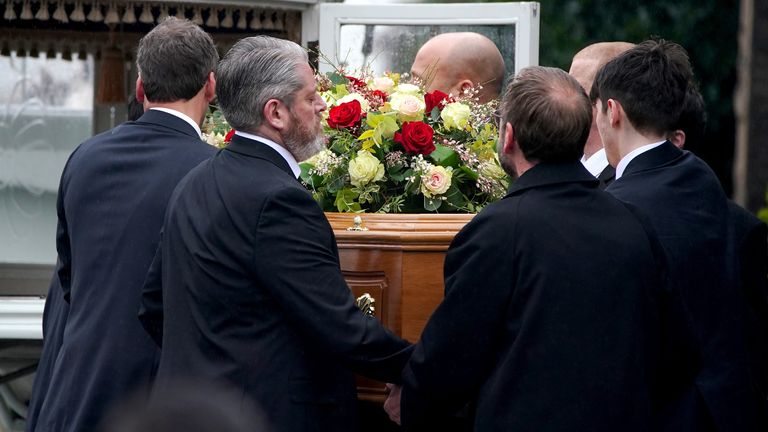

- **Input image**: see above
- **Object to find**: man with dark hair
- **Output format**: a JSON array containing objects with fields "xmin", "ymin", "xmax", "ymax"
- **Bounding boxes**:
[
  {"xmin": 410, "ymin": 32, "xmax": 505, "ymax": 103},
  {"xmin": 667, "ymin": 86, "xmax": 768, "ymax": 425},
  {"xmin": 139, "ymin": 36, "xmax": 411, "ymax": 431},
  {"xmin": 568, "ymin": 41, "xmax": 634, "ymax": 188},
  {"xmin": 386, "ymin": 66, "xmax": 665, "ymax": 431},
  {"xmin": 593, "ymin": 39, "xmax": 763, "ymax": 431},
  {"xmin": 28, "ymin": 17, "xmax": 218, "ymax": 432}
]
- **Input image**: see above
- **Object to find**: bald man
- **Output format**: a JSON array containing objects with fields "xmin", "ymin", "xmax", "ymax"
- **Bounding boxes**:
[
  {"xmin": 410, "ymin": 32, "xmax": 505, "ymax": 103},
  {"xmin": 568, "ymin": 42, "xmax": 634, "ymax": 188}
]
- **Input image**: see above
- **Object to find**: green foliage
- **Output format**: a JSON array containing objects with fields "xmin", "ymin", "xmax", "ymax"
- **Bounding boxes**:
[{"xmin": 759, "ymin": 186, "xmax": 768, "ymax": 224}]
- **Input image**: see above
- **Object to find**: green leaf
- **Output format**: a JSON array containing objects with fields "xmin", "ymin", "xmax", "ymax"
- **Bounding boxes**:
[
  {"xmin": 334, "ymin": 84, "xmax": 349, "ymax": 98},
  {"xmin": 460, "ymin": 165, "xmax": 480, "ymax": 181},
  {"xmin": 367, "ymin": 114, "xmax": 399, "ymax": 144},
  {"xmin": 758, "ymin": 208, "xmax": 768, "ymax": 224},
  {"xmin": 328, "ymin": 72, "xmax": 347, "ymax": 86},
  {"xmin": 443, "ymin": 184, "xmax": 466, "ymax": 209},
  {"xmin": 429, "ymin": 144, "xmax": 461, "ymax": 168},
  {"xmin": 423, "ymin": 195, "xmax": 443, "ymax": 212},
  {"xmin": 430, "ymin": 107, "xmax": 441, "ymax": 122},
  {"xmin": 357, "ymin": 129, "xmax": 375, "ymax": 141},
  {"xmin": 387, "ymin": 165, "xmax": 409, "ymax": 182},
  {"xmin": 334, "ymin": 188, "xmax": 361, "ymax": 212}
]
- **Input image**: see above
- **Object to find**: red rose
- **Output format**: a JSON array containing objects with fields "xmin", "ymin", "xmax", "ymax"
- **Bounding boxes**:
[
  {"xmin": 327, "ymin": 100, "xmax": 362, "ymax": 129},
  {"xmin": 371, "ymin": 90, "xmax": 388, "ymax": 102},
  {"xmin": 346, "ymin": 75, "xmax": 366, "ymax": 89},
  {"xmin": 424, "ymin": 90, "xmax": 450, "ymax": 114},
  {"xmin": 394, "ymin": 121, "xmax": 435, "ymax": 155},
  {"xmin": 224, "ymin": 129, "xmax": 235, "ymax": 143}
]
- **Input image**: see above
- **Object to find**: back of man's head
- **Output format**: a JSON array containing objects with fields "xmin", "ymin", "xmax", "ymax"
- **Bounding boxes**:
[
  {"xmin": 216, "ymin": 36, "xmax": 308, "ymax": 132},
  {"xmin": 568, "ymin": 42, "xmax": 634, "ymax": 157},
  {"xmin": 137, "ymin": 17, "xmax": 219, "ymax": 103},
  {"xmin": 569, "ymin": 42, "xmax": 635, "ymax": 100},
  {"xmin": 500, "ymin": 66, "xmax": 592, "ymax": 163},
  {"xmin": 411, "ymin": 32, "xmax": 505, "ymax": 102},
  {"xmin": 592, "ymin": 39, "xmax": 693, "ymax": 136},
  {"xmin": 669, "ymin": 85, "xmax": 707, "ymax": 149}
]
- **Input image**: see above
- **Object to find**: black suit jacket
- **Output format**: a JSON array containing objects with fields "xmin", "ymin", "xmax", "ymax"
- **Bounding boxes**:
[
  {"xmin": 597, "ymin": 164, "xmax": 615, "ymax": 189},
  {"xmin": 140, "ymin": 135, "xmax": 412, "ymax": 432},
  {"xmin": 28, "ymin": 110, "xmax": 216, "ymax": 432},
  {"xmin": 401, "ymin": 162, "xmax": 665, "ymax": 432},
  {"xmin": 727, "ymin": 201, "xmax": 768, "ymax": 421},
  {"xmin": 606, "ymin": 142, "xmax": 762, "ymax": 431}
]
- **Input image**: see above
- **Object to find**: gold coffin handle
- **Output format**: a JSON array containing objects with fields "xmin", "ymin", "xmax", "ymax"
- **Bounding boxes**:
[{"xmin": 355, "ymin": 293, "xmax": 376, "ymax": 316}]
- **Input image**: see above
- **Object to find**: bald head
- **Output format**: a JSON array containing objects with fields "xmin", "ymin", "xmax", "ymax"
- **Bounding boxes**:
[
  {"xmin": 410, "ymin": 32, "xmax": 505, "ymax": 103},
  {"xmin": 569, "ymin": 42, "xmax": 635, "ymax": 97},
  {"xmin": 568, "ymin": 42, "xmax": 634, "ymax": 158}
]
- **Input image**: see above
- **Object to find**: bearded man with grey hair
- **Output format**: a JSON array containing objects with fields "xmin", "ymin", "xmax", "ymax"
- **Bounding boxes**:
[{"xmin": 139, "ymin": 36, "xmax": 412, "ymax": 431}]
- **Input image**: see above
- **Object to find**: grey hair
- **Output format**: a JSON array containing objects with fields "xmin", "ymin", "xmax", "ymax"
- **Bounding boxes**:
[{"xmin": 216, "ymin": 36, "xmax": 309, "ymax": 132}]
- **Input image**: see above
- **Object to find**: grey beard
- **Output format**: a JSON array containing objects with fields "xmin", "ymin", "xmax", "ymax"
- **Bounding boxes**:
[{"xmin": 288, "ymin": 132, "xmax": 326, "ymax": 163}]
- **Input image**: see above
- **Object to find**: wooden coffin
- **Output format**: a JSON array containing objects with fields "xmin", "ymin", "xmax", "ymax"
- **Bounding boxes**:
[{"xmin": 325, "ymin": 212, "xmax": 474, "ymax": 402}]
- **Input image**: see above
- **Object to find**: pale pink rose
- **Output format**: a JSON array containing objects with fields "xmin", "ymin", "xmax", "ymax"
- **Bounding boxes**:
[
  {"xmin": 370, "ymin": 76, "xmax": 395, "ymax": 93},
  {"xmin": 421, "ymin": 166, "xmax": 452, "ymax": 197},
  {"xmin": 390, "ymin": 93, "xmax": 425, "ymax": 118}
]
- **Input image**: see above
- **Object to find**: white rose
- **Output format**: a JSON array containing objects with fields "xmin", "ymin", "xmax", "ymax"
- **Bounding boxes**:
[
  {"xmin": 204, "ymin": 132, "xmax": 225, "ymax": 147},
  {"xmin": 421, "ymin": 165, "xmax": 453, "ymax": 197},
  {"xmin": 395, "ymin": 83, "xmax": 421, "ymax": 95},
  {"xmin": 370, "ymin": 76, "xmax": 395, "ymax": 93},
  {"xmin": 440, "ymin": 102, "xmax": 471, "ymax": 130},
  {"xmin": 348, "ymin": 150, "xmax": 385, "ymax": 187},
  {"xmin": 337, "ymin": 93, "xmax": 369, "ymax": 111}
]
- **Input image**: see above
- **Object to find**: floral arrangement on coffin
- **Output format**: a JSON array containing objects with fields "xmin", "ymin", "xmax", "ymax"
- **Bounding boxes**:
[
  {"xmin": 301, "ymin": 70, "xmax": 509, "ymax": 213},
  {"xmin": 202, "ymin": 108, "xmax": 233, "ymax": 148}
]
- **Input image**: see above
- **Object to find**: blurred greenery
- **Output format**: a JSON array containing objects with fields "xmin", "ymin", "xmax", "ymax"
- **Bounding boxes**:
[{"xmin": 421, "ymin": 0, "xmax": 740, "ymax": 194}]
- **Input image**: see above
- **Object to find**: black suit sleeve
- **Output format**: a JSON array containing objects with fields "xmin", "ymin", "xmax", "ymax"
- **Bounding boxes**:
[
  {"xmin": 55, "ymin": 170, "xmax": 73, "ymax": 304},
  {"xmin": 401, "ymin": 213, "xmax": 513, "ymax": 429},
  {"xmin": 251, "ymin": 186, "xmax": 412, "ymax": 383},
  {"xmin": 139, "ymin": 239, "xmax": 164, "ymax": 347}
]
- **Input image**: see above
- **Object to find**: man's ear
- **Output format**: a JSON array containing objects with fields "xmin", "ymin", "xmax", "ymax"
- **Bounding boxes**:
[
  {"xmin": 263, "ymin": 99, "xmax": 288, "ymax": 131},
  {"xmin": 502, "ymin": 121, "xmax": 516, "ymax": 155},
  {"xmin": 605, "ymin": 99, "xmax": 626, "ymax": 127},
  {"xmin": 135, "ymin": 76, "xmax": 145, "ymax": 103},
  {"xmin": 668, "ymin": 130, "xmax": 686, "ymax": 149},
  {"xmin": 204, "ymin": 72, "xmax": 216, "ymax": 103},
  {"xmin": 457, "ymin": 79, "xmax": 474, "ymax": 96},
  {"xmin": 607, "ymin": 99, "xmax": 622, "ymax": 127}
]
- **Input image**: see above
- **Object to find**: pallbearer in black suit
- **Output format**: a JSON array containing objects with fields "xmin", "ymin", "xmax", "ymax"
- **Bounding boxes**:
[
  {"xmin": 385, "ymin": 66, "xmax": 666, "ymax": 431},
  {"xmin": 28, "ymin": 18, "xmax": 218, "ymax": 432},
  {"xmin": 594, "ymin": 40, "xmax": 764, "ymax": 431},
  {"xmin": 139, "ymin": 36, "xmax": 412, "ymax": 432},
  {"xmin": 667, "ymin": 86, "xmax": 768, "ymax": 427},
  {"xmin": 568, "ymin": 42, "xmax": 634, "ymax": 189}
]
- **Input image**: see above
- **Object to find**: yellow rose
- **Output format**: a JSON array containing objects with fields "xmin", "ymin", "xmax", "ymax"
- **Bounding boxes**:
[
  {"xmin": 389, "ymin": 93, "xmax": 425, "ymax": 120},
  {"xmin": 370, "ymin": 76, "xmax": 395, "ymax": 93},
  {"xmin": 348, "ymin": 150, "xmax": 385, "ymax": 187},
  {"xmin": 421, "ymin": 165, "xmax": 453, "ymax": 197},
  {"xmin": 441, "ymin": 102, "xmax": 471, "ymax": 130},
  {"xmin": 337, "ymin": 93, "xmax": 370, "ymax": 111}
]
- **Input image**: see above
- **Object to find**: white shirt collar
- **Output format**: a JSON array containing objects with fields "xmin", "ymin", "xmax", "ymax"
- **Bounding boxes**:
[
  {"xmin": 615, "ymin": 140, "xmax": 667, "ymax": 180},
  {"xmin": 580, "ymin": 147, "xmax": 609, "ymax": 177},
  {"xmin": 149, "ymin": 107, "xmax": 202, "ymax": 139},
  {"xmin": 233, "ymin": 131, "xmax": 301, "ymax": 179}
]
